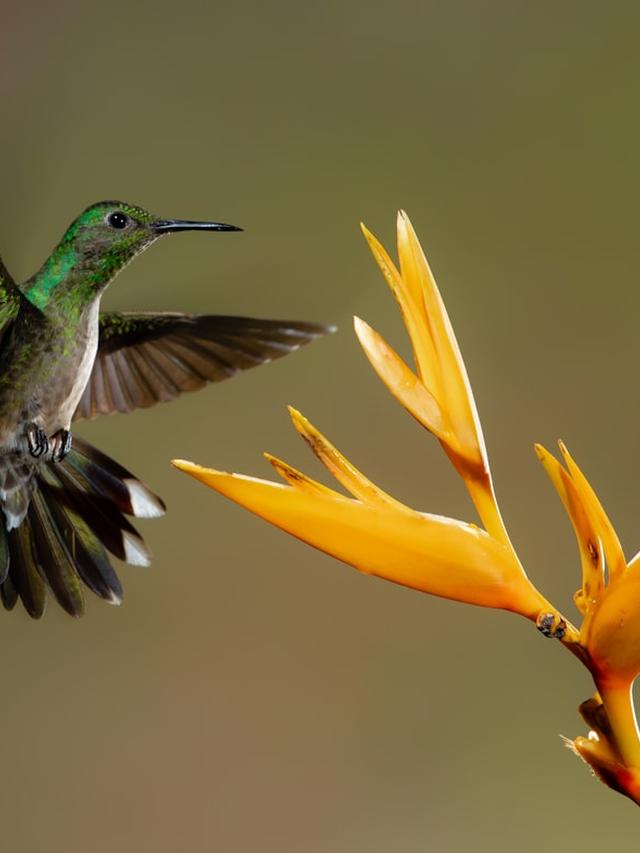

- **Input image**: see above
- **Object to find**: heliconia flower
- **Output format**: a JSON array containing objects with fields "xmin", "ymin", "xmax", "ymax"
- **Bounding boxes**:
[
  {"xmin": 174, "ymin": 209, "xmax": 640, "ymax": 806},
  {"xmin": 562, "ymin": 695, "xmax": 640, "ymax": 805},
  {"xmin": 570, "ymin": 732, "xmax": 640, "ymax": 805},
  {"xmin": 357, "ymin": 214, "xmax": 509, "ymax": 546},
  {"xmin": 174, "ymin": 406, "xmax": 551, "ymax": 618},
  {"xmin": 537, "ymin": 442, "xmax": 640, "ymax": 778},
  {"xmin": 536, "ymin": 440, "xmax": 640, "ymax": 681},
  {"xmin": 358, "ymin": 214, "xmax": 485, "ymax": 476},
  {"xmin": 173, "ymin": 212, "xmax": 572, "ymax": 631}
]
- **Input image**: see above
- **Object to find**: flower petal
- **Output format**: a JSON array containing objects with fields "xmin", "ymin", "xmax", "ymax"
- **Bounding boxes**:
[
  {"xmin": 535, "ymin": 443, "xmax": 604, "ymax": 612},
  {"xmin": 395, "ymin": 211, "xmax": 487, "ymax": 470},
  {"xmin": 172, "ymin": 459, "xmax": 547, "ymax": 617},
  {"xmin": 571, "ymin": 734, "xmax": 640, "ymax": 803},
  {"xmin": 557, "ymin": 441, "xmax": 625, "ymax": 582},
  {"xmin": 287, "ymin": 407, "xmax": 411, "ymax": 512},
  {"xmin": 360, "ymin": 222, "xmax": 439, "ymax": 390},
  {"xmin": 359, "ymin": 215, "xmax": 516, "ymax": 545},
  {"xmin": 353, "ymin": 316, "xmax": 451, "ymax": 445},
  {"xmin": 263, "ymin": 453, "xmax": 346, "ymax": 498},
  {"xmin": 586, "ymin": 572, "xmax": 640, "ymax": 682}
]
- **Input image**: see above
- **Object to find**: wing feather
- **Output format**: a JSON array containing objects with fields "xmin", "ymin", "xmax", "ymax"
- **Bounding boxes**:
[{"xmin": 74, "ymin": 313, "xmax": 333, "ymax": 420}]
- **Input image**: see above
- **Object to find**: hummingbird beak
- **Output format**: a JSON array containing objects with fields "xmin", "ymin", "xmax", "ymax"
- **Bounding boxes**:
[{"xmin": 152, "ymin": 219, "xmax": 243, "ymax": 234}]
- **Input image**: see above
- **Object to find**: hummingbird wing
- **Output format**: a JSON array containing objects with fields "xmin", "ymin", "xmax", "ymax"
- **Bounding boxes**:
[{"xmin": 73, "ymin": 313, "xmax": 333, "ymax": 420}]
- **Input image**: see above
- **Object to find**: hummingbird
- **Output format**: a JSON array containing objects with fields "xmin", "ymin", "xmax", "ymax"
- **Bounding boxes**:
[{"xmin": 0, "ymin": 200, "xmax": 332, "ymax": 618}]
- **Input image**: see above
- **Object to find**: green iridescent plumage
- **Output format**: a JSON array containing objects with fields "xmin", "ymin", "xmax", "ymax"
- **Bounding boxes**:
[{"xmin": 0, "ymin": 200, "xmax": 332, "ymax": 618}]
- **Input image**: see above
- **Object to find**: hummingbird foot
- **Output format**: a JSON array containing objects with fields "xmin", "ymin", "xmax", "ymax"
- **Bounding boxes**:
[
  {"xmin": 50, "ymin": 429, "xmax": 72, "ymax": 463},
  {"xmin": 25, "ymin": 423, "xmax": 49, "ymax": 458}
]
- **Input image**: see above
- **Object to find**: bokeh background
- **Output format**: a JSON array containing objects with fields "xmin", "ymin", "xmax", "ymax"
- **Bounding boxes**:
[{"xmin": 2, "ymin": 0, "xmax": 640, "ymax": 849}]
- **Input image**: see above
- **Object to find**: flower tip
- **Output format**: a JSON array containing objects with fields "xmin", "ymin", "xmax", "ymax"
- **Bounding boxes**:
[
  {"xmin": 262, "ymin": 451, "xmax": 292, "ymax": 481},
  {"xmin": 171, "ymin": 458, "xmax": 198, "ymax": 473},
  {"xmin": 286, "ymin": 403, "xmax": 303, "ymax": 421},
  {"xmin": 360, "ymin": 222, "xmax": 379, "ymax": 246},
  {"xmin": 287, "ymin": 405, "xmax": 312, "ymax": 437},
  {"xmin": 533, "ymin": 443, "xmax": 547, "ymax": 461},
  {"xmin": 172, "ymin": 458, "xmax": 229, "ymax": 481},
  {"xmin": 171, "ymin": 458, "xmax": 232, "ymax": 489},
  {"xmin": 353, "ymin": 315, "xmax": 372, "ymax": 339},
  {"xmin": 396, "ymin": 209, "xmax": 417, "ymax": 239},
  {"xmin": 556, "ymin": 439, "xmax": 576, "ymax": 469}
]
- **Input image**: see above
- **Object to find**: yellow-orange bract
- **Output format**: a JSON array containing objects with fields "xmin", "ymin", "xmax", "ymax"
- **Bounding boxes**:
[
  {"xmin": 174, "ymin": 211, "xmax": 557, "ymax": 622},
  {"xmin": 175, "ymin": 428, "xmax": 539, "ymax": 614},
  {"xmin": 173, "ymin": 211, "xmax": 640, "ymax": 807},
  {"xmin": 536, "ymin": 441, "xmax": 640, "ymax": 782}
]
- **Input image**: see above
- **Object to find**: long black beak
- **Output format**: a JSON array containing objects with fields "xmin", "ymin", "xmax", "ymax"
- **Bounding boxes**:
[{"xmin": 153, "ymin": 219, "xmax": 242, "ymax": 233}]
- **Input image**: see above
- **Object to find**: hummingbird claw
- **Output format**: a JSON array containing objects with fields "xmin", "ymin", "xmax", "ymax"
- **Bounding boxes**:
[
  {"xmin": 25, "ymin": 423, "xmax": 49, "ymax": 459},
  {"xmin": 50, "ymin": 429, "xmax": 72, "ymax": 463}
]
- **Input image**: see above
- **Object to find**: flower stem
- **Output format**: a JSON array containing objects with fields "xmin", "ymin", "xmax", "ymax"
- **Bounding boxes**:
[{"xmin": 596, "ymin": 677, "xmax": 640, "ymax": 769}]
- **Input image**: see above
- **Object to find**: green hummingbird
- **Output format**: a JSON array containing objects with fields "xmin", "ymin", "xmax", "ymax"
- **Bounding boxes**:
[{"xmin": 0, "ymin": 200, "xmax": 332, "ymax": 618}]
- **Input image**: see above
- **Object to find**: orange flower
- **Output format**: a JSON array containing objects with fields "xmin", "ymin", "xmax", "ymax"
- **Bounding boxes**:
[
  {"xmin": 357, "ymin": 214, "xmax": 507, "ymax": 545},
  {"xmin": 570, "ymin": 728, "xmax": 640, "ymax": 806},
  {"xmin": 173, "ymin": 212, "xmax": 570, "ymax": 631},
  {"xmin": 174, "ymin": 210, "xmax": 640, "ymax": 805},
  {"xmin": 538, "ymin": 442, "xmax": 640, "ymax": 779},
  {"xmin": 175, "ymin": 408, "xmax": 544, "ymax": 616}
]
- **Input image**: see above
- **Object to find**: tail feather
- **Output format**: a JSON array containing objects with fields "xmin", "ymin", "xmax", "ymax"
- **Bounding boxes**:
[
  {"xmin": 0, "ymin": 437, "xmax": 165, "ymax": 617},
  {"xmin": 42, "ymin": 491, "xmax": 123, "ymax": 605},
  {"xmin": 0, "ymin": 452, "xmax": 37, "ymax": 530},
  {"xmin": 44, "ymin": 465, "xmax": 152, "ymax": 566},
  {"xmin": 0, "ymin": 574, "xmax": 17, "ymax": 611},
  {"xmin": 8, "ymin": 523, "xmax": 46, "ymax": 619},
  {"xmin": 64, "ymin": 437, "xmax": 165, "ymax": 518},
  {"xmin": 29, "ymin": 491, "xmax": 85, "ymax": 617},
  {"xmin": 0, "ymin": 525, "xmax": 9, "ymax": 584}
]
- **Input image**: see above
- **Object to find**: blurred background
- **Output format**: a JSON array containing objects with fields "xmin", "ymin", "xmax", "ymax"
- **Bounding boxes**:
[{"xmin": 1, "ymin": 0, "xmax": 640, "ymax": 848}]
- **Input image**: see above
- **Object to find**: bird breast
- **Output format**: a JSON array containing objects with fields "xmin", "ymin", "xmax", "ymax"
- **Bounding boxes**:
[{"xmin": 41, "ymin": 300, "xmax": 100, "ymax": 432}]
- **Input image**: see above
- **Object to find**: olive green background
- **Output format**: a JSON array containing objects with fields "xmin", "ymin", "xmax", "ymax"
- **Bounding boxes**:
[{"xmin": 2, "ymin": 1, "xmax": 640, "ymax": 849}]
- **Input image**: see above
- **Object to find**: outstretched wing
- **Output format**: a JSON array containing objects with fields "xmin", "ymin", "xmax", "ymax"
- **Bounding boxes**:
[{"xmin": 73, "ymin": 313, "xmax": 334, "ymax": 421}]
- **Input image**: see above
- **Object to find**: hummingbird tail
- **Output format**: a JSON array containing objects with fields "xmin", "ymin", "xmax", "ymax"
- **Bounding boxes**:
[{"xmin": 0, "ymin": 437, "xmax": 166, "ymax": 618}]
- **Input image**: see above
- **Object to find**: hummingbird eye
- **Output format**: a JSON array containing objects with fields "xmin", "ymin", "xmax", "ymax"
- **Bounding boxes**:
[{"xmin": 107, "ymin": 211, "xmax": 129, "ymax": 230}]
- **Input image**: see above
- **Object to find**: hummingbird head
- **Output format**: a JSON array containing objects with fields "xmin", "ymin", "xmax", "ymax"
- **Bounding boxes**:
[
  {"xmin": 66, "ymin": 200, "xmax": 242, "ymax": 283},
  {"xmin": 22, "ymin": 200, "xmax": 242, "ymax": 311}
]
